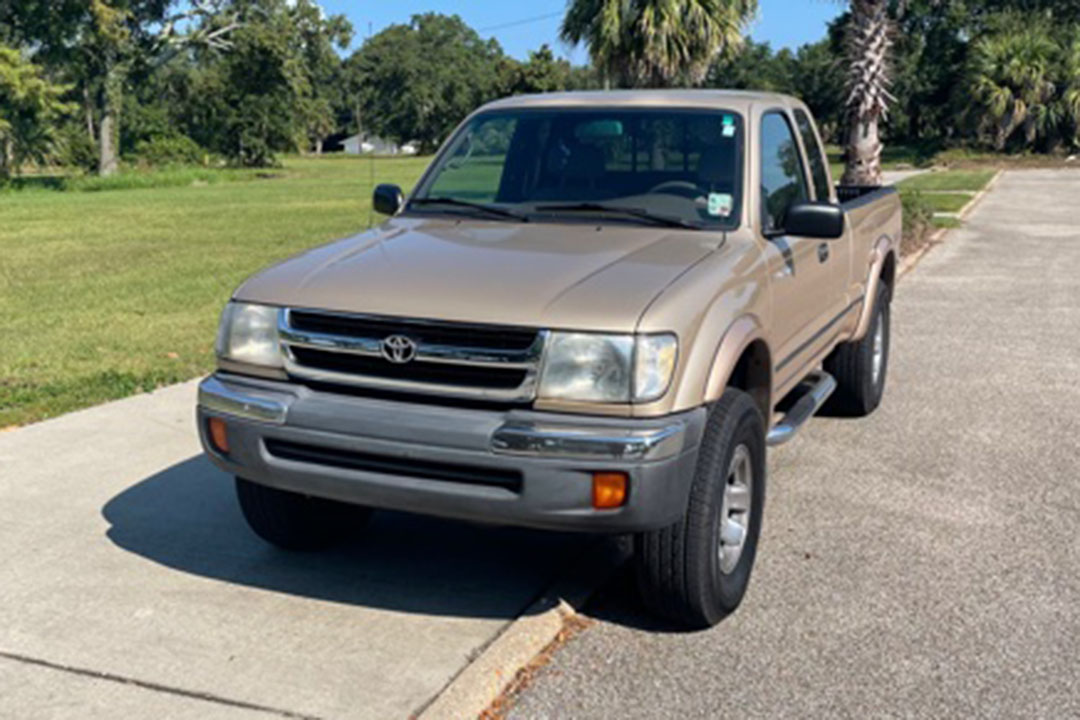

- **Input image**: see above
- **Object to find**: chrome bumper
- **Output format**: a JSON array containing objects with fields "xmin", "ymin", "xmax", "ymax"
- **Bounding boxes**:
[
  {"xmin": 198, "ymin": 375, "xmax": 289, "ymax": 425},
  {"xmin": 491, "ymin": 421, "xmax": 684, "ymax": 461},
  {"xmin": 198, "ymin": 375, "xmax": 688, "ymax": 462}
]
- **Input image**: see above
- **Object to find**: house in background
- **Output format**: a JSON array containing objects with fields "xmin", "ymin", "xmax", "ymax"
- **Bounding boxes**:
[{"xmin": 341, "ymin": 134, "xmax": 419, "ymax": 156}]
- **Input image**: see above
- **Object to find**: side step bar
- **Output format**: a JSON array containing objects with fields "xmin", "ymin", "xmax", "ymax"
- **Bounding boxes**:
[{"xmin": 766, "ymin": 372, "xmax": 837, "ymax": 447}]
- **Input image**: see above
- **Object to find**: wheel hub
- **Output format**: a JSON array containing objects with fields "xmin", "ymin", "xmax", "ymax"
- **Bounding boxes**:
[{"xmin": 718, "ymin": 444, "xmax": 752, "ymax": 574}]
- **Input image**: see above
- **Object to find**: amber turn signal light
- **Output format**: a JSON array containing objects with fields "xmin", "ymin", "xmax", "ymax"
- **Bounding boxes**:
[
  {"xmin": 592, "ymin": 472, "xmax": 628, "ymax": 509},
  {"xmin": 208, "ymin": 417, "xmax": 230, "ymax": 454}
]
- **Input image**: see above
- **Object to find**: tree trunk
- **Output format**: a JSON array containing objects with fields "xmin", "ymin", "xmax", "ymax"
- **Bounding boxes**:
[
  {"xmin": 842, "ymin": 0, "xmax": 893, "ymax": 187},
  {"xmin": 315, "ymin": 138, "xmax": 323, "ymax": 155},
  {"xmin": 0, "ymin": 136, "xmax": 12, "ymax": 182},
  {"xmin": 844, "ymin": 118, "xmax": 884, "ymax": 186},
  {"xmin": 98, "ymin": 63, "xmax": 122, "ymax": 177},
  {"xmin": 84, "ymin": 85, "xmax": 96, "ymax": 143}
]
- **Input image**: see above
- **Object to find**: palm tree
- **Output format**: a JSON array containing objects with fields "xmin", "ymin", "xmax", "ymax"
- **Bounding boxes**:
[
  {"xmin": 841, "ymin": 0, "xmax": 895, "ymax": 186},
  {"xmin": 1064, "ymin": 37, "xmax": 1080, "ymax": 148},
  {"xmin": 968, "ymin": 23, "xmax": 1058, "ymax": 150},
  {"xmin": 560, "ymin": 0, "xmax": 758, "ymax": 88},
  {"xmin": 0, "ymin": 45, "xmax": 70, "ymax": 182}
]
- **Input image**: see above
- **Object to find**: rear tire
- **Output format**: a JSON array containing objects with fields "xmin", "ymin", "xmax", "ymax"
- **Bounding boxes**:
[
  {"xmin": 825, "ymin": 281, "xmax": 891, "ymax": 417},
  {"xmin": 634, "ymin": 389, "xmax": 766, "ymax": 629},
  {"xmin": 235, "ymin": 477, "xmax": 369, "ymax": 551}
]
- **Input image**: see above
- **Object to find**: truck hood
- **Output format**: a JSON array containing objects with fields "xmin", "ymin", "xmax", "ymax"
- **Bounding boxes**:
[{"xmin": 235, "ymin": 217, "xmax": 723, "ymax": 332}]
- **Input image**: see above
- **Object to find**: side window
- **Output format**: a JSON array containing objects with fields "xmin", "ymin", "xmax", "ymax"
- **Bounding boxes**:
[
  {"xmin": 428, "ymin": 117, "xmax": 517, "ymax": 203},
  {"xmin": 794, "ymin": 109, "xmax": 831, "ymax": 201},
  {"xmin": 759, "ymin": 112, "xmax": 809, "ymax": 234}
]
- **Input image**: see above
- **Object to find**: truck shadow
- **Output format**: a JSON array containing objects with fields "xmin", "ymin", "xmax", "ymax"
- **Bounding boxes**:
[
  {"xmin": 577, "ymin": 565, "xmax": 724, "ymax": 634},
  {"xmin": 102, "ymin": 455, "xmax": 587, "ymax": 620}
]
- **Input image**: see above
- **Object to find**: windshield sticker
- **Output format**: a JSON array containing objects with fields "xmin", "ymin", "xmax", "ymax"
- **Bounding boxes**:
[
  {"xmin": 708, "ymin": 193, "xmax": 734, "ymax": 217},
  {"xmin": 722, "ymin": 125, "xmax": 737, "ymax": 138}
]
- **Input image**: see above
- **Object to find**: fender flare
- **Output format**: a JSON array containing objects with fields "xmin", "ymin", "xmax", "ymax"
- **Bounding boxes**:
[
  {"xmin": 702, "ymin": 314, "xmax": 769, "ymax": 405},
  {"xmin": 853, "ymin": 235, "xmax": 895, "ymax": 341}
]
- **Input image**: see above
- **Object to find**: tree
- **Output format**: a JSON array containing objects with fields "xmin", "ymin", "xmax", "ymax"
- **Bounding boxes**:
[
  {"xmin": 290, "ymin": 1, "xmax": 352, "ymax": 154},
  {"xmin": 0, "ymin": 0, "xmax": 239, "ymax": 175},
  {"xmin": 887, "ymin": 0, "xmax": 967, "ymax": 144},
  {"xmin": 347, "ymin": 14, "xmax": 507, "ymax": 153},
  {"xmin": 511, "ymin": 44, "xmax": 572, "ymax": 95},
  {"xmin": 968, "ymin": 18, "xmax": 1059, "ymax": 150},
  {"xmin": 706, "ymin": 39, "xmax": 795, "ymax": 92},
  {"xmin": 560, "ymin": 0, "xmax": 759, "ymax": 88},
  {"xmin": 0, "ymin": 45, "xmax": 71, "ymax": 181},
  {"xmin": 1063, "ymin": 35, "xmax": 1080, "ymax": 148},
  {"xmin": 841, "ymin": 0, "xmax": 896, "ymax": 186}
]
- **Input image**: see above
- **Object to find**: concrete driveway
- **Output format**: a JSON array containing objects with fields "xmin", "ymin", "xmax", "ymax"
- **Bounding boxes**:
[
  {"xmin": 509, "ymin": 169, "xmax": 1080, "ymax": 718},
  {"xmin": 0, "ymin": 384, "xmax": 587, "ymax": 719}
]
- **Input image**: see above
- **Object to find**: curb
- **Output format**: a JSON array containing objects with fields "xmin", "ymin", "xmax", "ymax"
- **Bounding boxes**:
[
  {"xmin": 416, "ymin": 538, "xmax": 630, "ymax": 720},
  {"xmin": 899, "ymin": 168, "xmax": 1004, "ymax": 279}
]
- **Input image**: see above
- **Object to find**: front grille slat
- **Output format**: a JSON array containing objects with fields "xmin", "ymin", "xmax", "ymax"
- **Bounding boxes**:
[
  {"xmin": 265, "ymin": 439, "xmax": 522, "ymax": 492},
  {"xmin": 288, "ymin": 311, "xmax": 538, "ymax": 351},
  {"xmin": 281, "ymin": 309, "xmax": 544, "ymax": 403},
  {"xmin": 289, "ymin": 347, "xmax": 527, "ymax": 389}
]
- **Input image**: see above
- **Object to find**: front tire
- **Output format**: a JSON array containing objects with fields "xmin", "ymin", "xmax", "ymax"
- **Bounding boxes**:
[
  {"xmin": 235, "ymin": 477, "xmax": 369, "ymax": 551},
  {"xmin": 634, "ymin": 389, "xmax": 766, "ymax": 629},
  {"xmin": 825, "ymin": 281, "xmax": 891, "ymax": 417}
]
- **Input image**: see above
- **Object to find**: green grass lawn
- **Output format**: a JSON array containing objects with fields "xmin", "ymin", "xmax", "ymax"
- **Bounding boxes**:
[
  {"xmin": 919, "ymin": 192, "xmax": 976, "ymax": 213},
  {"xmin": 898, "ymin": 170, "xmax": 996, "ymax": 192},
  {"xmin": 826, "ymin": 142, "xmax": 942, "ymax": 181},
  {"xmin": 933, "ymin": 216, "xmax": 964, "ymax": 229},
  {"xmin": 0, "ymin": 155, "xmax": 430, "ymax": 427}
]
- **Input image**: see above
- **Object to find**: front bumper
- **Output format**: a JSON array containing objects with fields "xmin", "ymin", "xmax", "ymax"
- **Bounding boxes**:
[{"xmin": 197, "ymin": 374, "xmax": 706, "ymax": 532}]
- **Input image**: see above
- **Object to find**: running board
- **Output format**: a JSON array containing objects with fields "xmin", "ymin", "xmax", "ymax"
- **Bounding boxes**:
[{"xmin": 766, "ymin": 372, "xmax": 837, "ymax": 447}]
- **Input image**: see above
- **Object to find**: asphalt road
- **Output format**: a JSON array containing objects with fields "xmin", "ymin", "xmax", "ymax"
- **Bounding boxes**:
[{"xmin": 509, "ymin": 169, "xmax": 1080, "ymax": 719}]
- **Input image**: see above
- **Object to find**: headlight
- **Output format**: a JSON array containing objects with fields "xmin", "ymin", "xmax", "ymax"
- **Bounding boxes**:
[
  {"xmin": 634, "ymin": 333, "xmax": 678, "ymax": 402},
  {"xmin": 538, "ymin": 332, "xmax": 677, "ymax": 403},
  {"xmin": 215, "ymin": 302, "xmax": 283, "ymax": 368}
]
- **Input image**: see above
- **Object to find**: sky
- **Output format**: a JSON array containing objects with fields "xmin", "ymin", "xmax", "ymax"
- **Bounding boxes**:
[{"xmin": 318, "ymin": 1, "xmax": 844, "ymax": 61}]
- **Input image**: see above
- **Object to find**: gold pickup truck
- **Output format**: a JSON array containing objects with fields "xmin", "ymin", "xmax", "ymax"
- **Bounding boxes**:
[{"xmin": 198, "ymin": 90, "xmax": 901, "ymax": 628}]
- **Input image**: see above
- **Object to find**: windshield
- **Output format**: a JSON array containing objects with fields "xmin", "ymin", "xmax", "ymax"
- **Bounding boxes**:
[{"xmin": 410, "ymin": 108, "xmax": 744, "ymax": 229}]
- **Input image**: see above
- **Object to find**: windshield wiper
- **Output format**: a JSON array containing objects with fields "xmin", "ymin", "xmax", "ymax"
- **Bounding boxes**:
[
  {"xmin": 535, "ymin": 203, "xmax": 701, "ymax": 230},
  {"xmin": 411, "ymin": 197, "xmax": 529, "ymax": 222}
]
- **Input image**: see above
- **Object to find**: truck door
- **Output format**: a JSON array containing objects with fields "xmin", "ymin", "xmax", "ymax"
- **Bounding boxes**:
[
  {"xmin": 793, "ymin": 108, "xmax": 852, "ymax": 309},
  {"xmin": 757, "ymin": 110, "xmax": 843, "ymax": 389}
]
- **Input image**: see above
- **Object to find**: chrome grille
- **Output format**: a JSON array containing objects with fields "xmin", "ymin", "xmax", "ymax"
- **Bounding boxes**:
[{"xmin": 279, "ymin": 309, "xmax": 546, "ymax": 402}]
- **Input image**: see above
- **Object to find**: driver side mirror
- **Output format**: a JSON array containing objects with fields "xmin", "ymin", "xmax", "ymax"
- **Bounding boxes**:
[
  {"xmin": 782, "ymin": 201, "xmax": 845, "ymax": 239},
  {"xmin": 373, "ymin": 183, "xmax": 404, "ymax": 216}
]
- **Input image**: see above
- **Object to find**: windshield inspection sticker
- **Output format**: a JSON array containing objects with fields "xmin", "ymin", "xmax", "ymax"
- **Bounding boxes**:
[
  {"xmin": 721, "ymin": 115, "xmax": 737, "ymax": 137},
  {"xmin": 708, "ymin": 193, "xmax": 734, "ymax": 217}
]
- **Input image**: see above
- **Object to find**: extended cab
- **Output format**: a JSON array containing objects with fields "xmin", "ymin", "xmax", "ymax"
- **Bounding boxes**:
[{"xmin": 198, "ymin": 91, "xmax": 901, "ymax": 628}]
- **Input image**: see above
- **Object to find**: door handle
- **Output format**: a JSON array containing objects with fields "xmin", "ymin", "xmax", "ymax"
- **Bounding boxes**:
[{"xmin": 817, "ymin": 243, "xmax": 830, "ymax": 263}]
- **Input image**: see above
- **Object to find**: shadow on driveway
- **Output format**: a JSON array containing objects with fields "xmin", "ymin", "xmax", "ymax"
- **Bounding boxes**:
[{"xmin": 102, "ymin": 455, "xmax": 587, "ymax": 619}]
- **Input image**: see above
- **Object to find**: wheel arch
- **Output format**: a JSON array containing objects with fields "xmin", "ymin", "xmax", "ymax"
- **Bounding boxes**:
[
  {"xmin": 853, "ymin": 237, "xmax": 897, "ymax": 341},
  {"xmin": 703, "ymin": 316, "xmax": 772, "ymax": 424}
]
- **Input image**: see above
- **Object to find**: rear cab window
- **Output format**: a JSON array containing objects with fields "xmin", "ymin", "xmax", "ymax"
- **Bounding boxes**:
[{"xmin": 793, "ymin": 109, "xmax": 831, "ymax": 202}]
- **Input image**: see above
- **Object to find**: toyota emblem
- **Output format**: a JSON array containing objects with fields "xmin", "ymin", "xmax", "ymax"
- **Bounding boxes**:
[{"xmin": 381, "ymin": 335, "xmax": 418, "ymax": 364}]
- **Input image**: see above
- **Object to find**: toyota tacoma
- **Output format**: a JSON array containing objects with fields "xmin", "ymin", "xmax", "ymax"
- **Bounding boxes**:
[{"xmin": 198, "ymin": 91, "xmax": 901, "ymax": 628}]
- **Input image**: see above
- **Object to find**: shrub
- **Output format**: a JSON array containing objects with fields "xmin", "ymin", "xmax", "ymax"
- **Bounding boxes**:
[
  {"xmin": 134, "ymin": 134, "xmax": 208, "ymax": 167},
  {"xmin": 53, "ymin": 121, "xmax": 98, "ymax": 173},
  {"xmin": 63, "ymin": 166, "xmax": 255, "ymax": 193},
  {"xmin": 900, "ymin": 191, "xmax": 936, "ymax": 257}
]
